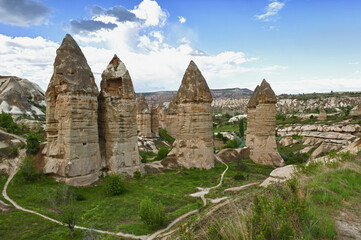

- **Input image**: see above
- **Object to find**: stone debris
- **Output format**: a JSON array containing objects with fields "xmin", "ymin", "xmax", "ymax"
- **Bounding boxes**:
[
  {"xmin": 98, "ymin": 55, "xmax": 141, "ymax": 176},
  {"xmin": 44, "ymin": 34, "xmax": 101, "ymax": 186},
  {"xmin": 166, "ymin": 61, "xmax": 214, "ymax": 169},
  {"xmin": 260, "ymin": 165, "xmax": 296, "ymax": 187},
  {"xmin": 136, "ymin": 94, "xmax": 152, "ymax": 138},
  {"xmin": 247, "ymin": 80, "xmax": 284, "ymax": 167}
]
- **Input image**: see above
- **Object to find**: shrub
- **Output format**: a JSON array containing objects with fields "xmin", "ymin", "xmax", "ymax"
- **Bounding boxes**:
[
  {"xmin": 154, "ymin": 146, "xmax": 171, "ymax": 161},
  {"xmin": 18, "ymin": 156, "xmax": 39, "ymax": 182},
  {"xmin": 0, "ymin": 111, "xmax": 19, "ymax": 134},
  {"xmin": 139, "ymin": 197, "xmax": 166, "ymax": 229},
  {"xmin": 134, "ymin": 170, "xmax": 141, "ymax": 179},
  {"xmin": 222, "ymin": 139, "xmax": 238, "ymax": 149},
  {"xmin": 139, "ymin": 151, "xmax": 156, "ymax": 163},
  {"xmin": 233, "ymin": 172, "xmax": 246, "ymax": 181},
  {"xmin": 26, "ymin": 132, "xmax": 41, "ymax": 154},
  {"xmin": 158, "ymin": 129, "xmax": 175, "ymax": 143},
  {"xmin": 215, "ymin": 133, "xmax": 228, "ymax": 143},
  {"xmin": 238, "ymin": 119, "xmax": 245, "ymax": 138},
  {"xmin": 104, "ymin": 174, "xmax": 125, "ymax": 196}
]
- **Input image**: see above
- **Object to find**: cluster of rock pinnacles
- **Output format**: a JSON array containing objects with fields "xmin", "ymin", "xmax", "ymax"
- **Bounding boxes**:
[{"xmin": 43, "ymin": 34, "xmax": 282, "ymax": 186}]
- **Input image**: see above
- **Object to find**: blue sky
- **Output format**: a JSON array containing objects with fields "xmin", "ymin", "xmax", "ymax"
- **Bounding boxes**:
[{"xmin": 0, "ymin": 0, "xmax": 360, "ymax": 94}]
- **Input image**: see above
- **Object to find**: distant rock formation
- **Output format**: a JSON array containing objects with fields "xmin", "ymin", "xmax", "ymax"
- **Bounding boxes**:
[
  {"xmin": 137, "ymin": 94, "xmax": 152, "ymax": 138},
  {"xmin": 318, "ymin": 106, "xmax": 327, "ymax": 121},
  {"xmin": 165, "ymin": 96, "xmax": 178, "ymax": 138},
  {"xmin": 0, "ymin": 76, "xmax": 45, "ymax": 116},
  {"xmin": 98, "ymin": 55, "xmax": 141, "ymax": 176},
  {"xmin": 157, "ymin": 102, "xmax": 166, "ymax": 129},
  {"xmin": 44, "ymin": 34, "xmax": 102, "ymax": 186},
  {"xmin": 166, "ymin": 61, "xmax": 214, "ymax": 169},
  {"xmin": 151, "ymin": 103, "xmax": 159, "ymax": 137},
  {"xmin": 350, "ymin": 104, "xmax": 361, "ymax": 116},
  {"xmin": 248, "ymin": 79, "xmax": 284, "ymax": 167}
]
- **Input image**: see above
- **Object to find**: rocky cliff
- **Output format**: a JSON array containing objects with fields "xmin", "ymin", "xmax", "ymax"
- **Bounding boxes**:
[{"xmin": 0, "ymin": 76, "xmax": 45, "ymax": 116}]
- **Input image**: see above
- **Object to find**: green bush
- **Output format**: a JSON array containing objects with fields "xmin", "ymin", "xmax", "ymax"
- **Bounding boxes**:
[
  {"xmin": 26, "ymin": 132, "xmax": 41, "ymax": 154},
  {"xmin": 139, "ymin": 197, "xmax": 166, "ymax": 229},
  {"xmin": 222, "ymin": 139, "xmax": 238, "ymax": 149},
  {"xmin": 233, "ymin": 172, "xmax": 246, "ymax": 181},
  {"xmin": 134, "ymin": 170, "xmax": 141, "ymax": 179},
  {"xmin": 154, "ymin": 146, "xmax": 171, "ymax": 161},
  {"xmin": 238, "ymin": 119, "xmax": 245, "ymax": 138},
  {"xmin": 104, "ymin": 174, "xmax": 125, "ymax": 196},
  {"xmin": 158, "ymin": 129, "xmax": 175, "ymax": 143},
  {"xmin": 215, "ymin": 133, "xmax": 228, "ymax": 143},
  {"xmin": 18, "ymin": 156, "xmax": 39, "ymax": 182},
  {"xmin": 0, "ymin": 111, "xmax": 20, "ymax": 134}
]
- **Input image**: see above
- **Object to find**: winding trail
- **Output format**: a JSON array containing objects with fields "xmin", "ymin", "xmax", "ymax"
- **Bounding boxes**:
[
  {"xmin": 2, "ymin": 156, "xmax": 230, "ymax": 239},
  {"xmin": 0, "ymin": 129, "xmax": 26, "ymax": 143}
]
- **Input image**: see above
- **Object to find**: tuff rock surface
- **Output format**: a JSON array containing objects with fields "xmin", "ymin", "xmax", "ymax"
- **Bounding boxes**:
[
  {"xmin": 166, "ymin": 61, "xmax": 214, "ymax": 169},
  {"xmin": 98, "ymin": 55, "xmax": 141, "ymax": 176},
  {"xmin": 165, "ymin": 96, "xmax": 178, "ymax": 138},
  {"xmin": 151, "ymin": 103, "xmax": 159, "ymax": 137},
  {"xmin": 248, "ymin": 80, "xmax": 284, "ymax": 167},
  {"xmin": 44, "ymin": 34, "xmax": 101, "ymax": 186},
  {"xmin": 136, "ymin": 94, "xmax": 152, "ymax": 138}
]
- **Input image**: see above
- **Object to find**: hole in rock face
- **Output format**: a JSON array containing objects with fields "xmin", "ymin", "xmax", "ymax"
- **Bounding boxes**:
[
  {"xmin": 83, "ymin": 143, "xmax": 87, "ymax": 146},
  {"xmin": 105, "ymin": 78, "xmax": 122, "ymax": 96}
]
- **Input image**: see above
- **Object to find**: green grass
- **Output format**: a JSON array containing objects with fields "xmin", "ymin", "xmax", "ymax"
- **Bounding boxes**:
[
  {"xmin": 2, "ymin": 159, "xmax": 273, "ymax": 238},
  {"xmin": 213, "ymin": 123, "xmax": 239, "ymax": 133}
]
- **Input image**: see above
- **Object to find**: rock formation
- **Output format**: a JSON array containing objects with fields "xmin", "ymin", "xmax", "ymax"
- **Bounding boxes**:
[
  {"xmin": 137, "ymin": 94, "xmax": 152, "ymax": 138},
  {"xmin": 350, "ymin": 104, "xmax": 361, "ymax": 116},
  {"xmin": 151, "ymin": 103, "xmax": 159, "ymax": 137},
  {"xmin": 98, "ymin": 55, "xmax": 141, "ymax": 176},
  {"xmin": 165, "ymin": 96, "xmax": 178, "ymax": 138},
  {"xmin": 157, "ymin": 102, "xmax": 166, "ymax": 129},
  {"xmin": 0, "ymin": 76, "xmax": 45, "ymax": 116},
  {"xmin": 318, "ymin": 106, "xmax": 327, "ymax": 121},
  {"xmin": 245, "ymin": 85, "xmax": 259, "ymax": 149},
  {"xmin": 249, "ymin": 79, "xmax": 284, "ymax": 167},
  {"xmin": 166, "ymin": 61, "xmax": 214, "ymax": 169},
  {"xmin": 44, "ymin": 34, "xmax": 101, "ymax": 186}
]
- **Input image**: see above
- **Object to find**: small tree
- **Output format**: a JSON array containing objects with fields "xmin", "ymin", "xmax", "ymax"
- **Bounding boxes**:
[
  {"xmin": 50, "ymin": 185, "xmax": 77, "ymax": 238},
  {"xmin": 104, "ymin": 174, "xmax": 125, "ymax": 196},
  {"xmin": 154, "ymin": 146, "xmax": 171, "ymax": 161},
  {"xmin": 19, "ymin": 156, "xmax": 38, "ymax": 182},
  {"xmin": 239, "ymin": 119, "xmax": 245, "ymax": 138},
  {"xmin": 26, "ymin": 132, "xmax": 40, "ymax": 154},
  {"xmin": 139, "ymin": 197, "xmax": 166, "ymax": 229}
]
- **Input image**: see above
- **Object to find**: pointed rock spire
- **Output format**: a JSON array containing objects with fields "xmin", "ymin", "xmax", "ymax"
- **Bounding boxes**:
[
  {"xmin": 47, "ymin": 33, "xmax": 98, "ymax": 96},
  {"xmin": 247, "ymin": 85, "xmax": 260, "ymax": 108},
  {"xmin": 175, "ymin": 60, "xmax": 212, "ymax": 104},
  {"xmin": 100, "ymin": 54, "xmax": 136, "ymax": 99},
  {"xmin": 137, "ymin": 93, "xmax": 149, "ymax": 113},
  {"xmin": 255, "ymin": 79, "xmax": 277, "ymax": 104}
]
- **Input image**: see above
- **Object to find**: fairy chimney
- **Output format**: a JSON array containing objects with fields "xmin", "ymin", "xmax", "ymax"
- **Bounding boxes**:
[
  {"xmin": 250, "ymin": 79, "xmax": 284, "ymax": 167},
  {"xmin": 166, "ymin": 61, "xmax": 214, "ymax": 169},
  {"xmin": 136, "ymin": 94, "xmax": 152, "ymax": 138},
  {"xmin": 44, "ymin": 34, "xmax": 101, "ymax": 186},
  {"xmin": 98, "ymin": 55, "xmax": 141, "ymax": 176}
]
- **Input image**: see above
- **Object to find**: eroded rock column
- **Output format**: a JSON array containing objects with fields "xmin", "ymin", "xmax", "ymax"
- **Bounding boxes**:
[
  {"xmin": 151, "ymin": 103, "xmax": 159, "ymax": 137},
  {"xmin": 98, "ymin": 55, "xmax": 141, "ymax": 176},
  {"xmin": 167, "ymin": 61, "xmax": 214, "ymax": 169},
  {"xmin": 246, "ymin": 85, "xmax": 259, "ymax": 149},
  {"xmin": 165, "ymin": 96, "xmax": 178, "ymax": 138},
  {"xmin": 250, "ymin": 79, "xmax": 284, "ymax": 167},
  {"xmin": 44, "ymin": 34, "xmax": 101, "ymax": 186},
  {"xmin": 137, "ymin": 94, "xmax": 152, "ymax": 138}
]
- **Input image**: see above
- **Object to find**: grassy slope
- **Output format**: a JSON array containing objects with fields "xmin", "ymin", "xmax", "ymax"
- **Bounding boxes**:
[{"xmin": 1, "ymin": 159, "xmax": 272, "ymax": 238}]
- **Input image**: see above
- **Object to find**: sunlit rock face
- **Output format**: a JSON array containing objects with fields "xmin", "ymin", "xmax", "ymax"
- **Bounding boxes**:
[
  {"xmin": 249, "ymin": 79, "xmax": 284, "ymax": 167},
  {"xmin": 136, "ymin": 94, "xmax": 152, "ymax": 138},
  {"xmin": 167, "ymin": 61, "xmax": 214, "ymax": 169},
  {"xmin": 44, "ymin": 34, "xmax": 101, "ymax": 186},
  {"xmin": 318, "ymin": 106, "xmax": 327, "ymax": 121},
  {"xmin": 245, "ymin": 85, "xmax": 259, "ymax": 149},
  {"xmin": 165, "ymin": 96, "xmax": 178, "ymax": 138},
  {"xmin": 98, "ymin": 55, "xmax": 141, "ymax": 176},
  {"xmin": 151, "ymin": 103, "xmax": 159, "ymax": 137}
]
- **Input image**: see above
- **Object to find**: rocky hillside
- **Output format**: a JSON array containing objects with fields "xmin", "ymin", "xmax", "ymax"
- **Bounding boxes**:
[
  {"xmin": 138, "ymin": 87, "xmax": 252, "ymax": 105},
  {"xmin": 0, "ymin": 76, "xmax": 45, "ymax": 117}
]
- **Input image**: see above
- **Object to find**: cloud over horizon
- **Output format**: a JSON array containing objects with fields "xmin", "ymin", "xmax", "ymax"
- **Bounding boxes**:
[{"xmin": 0, "ymin": 0, "xmax": 52, "ymax": 26}]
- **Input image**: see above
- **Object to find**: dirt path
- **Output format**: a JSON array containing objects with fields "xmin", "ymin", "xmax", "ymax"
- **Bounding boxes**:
[
  {"xmin": 2, "ymin": 156, "xmax": 230, "ymax": 239},
  {"xmin": 0, "ymin": 129, "xmax": 26, "ymax": 143}
]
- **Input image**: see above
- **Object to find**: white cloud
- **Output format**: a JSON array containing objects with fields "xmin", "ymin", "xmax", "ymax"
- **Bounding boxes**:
[
  {"xmin": 256, "ymin": 1, "xmax": 285, "ymax": 21},
  {"xmin": 0, "ymin": 0, "xmax": 289, "ymax": 93},
  {"xmin": 178, "ymin": 16, "xmax": 186, "ymax": 24},
  {"xmin": 349, "ymin": 62, "xmax": 360, "ymax": 65}
]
